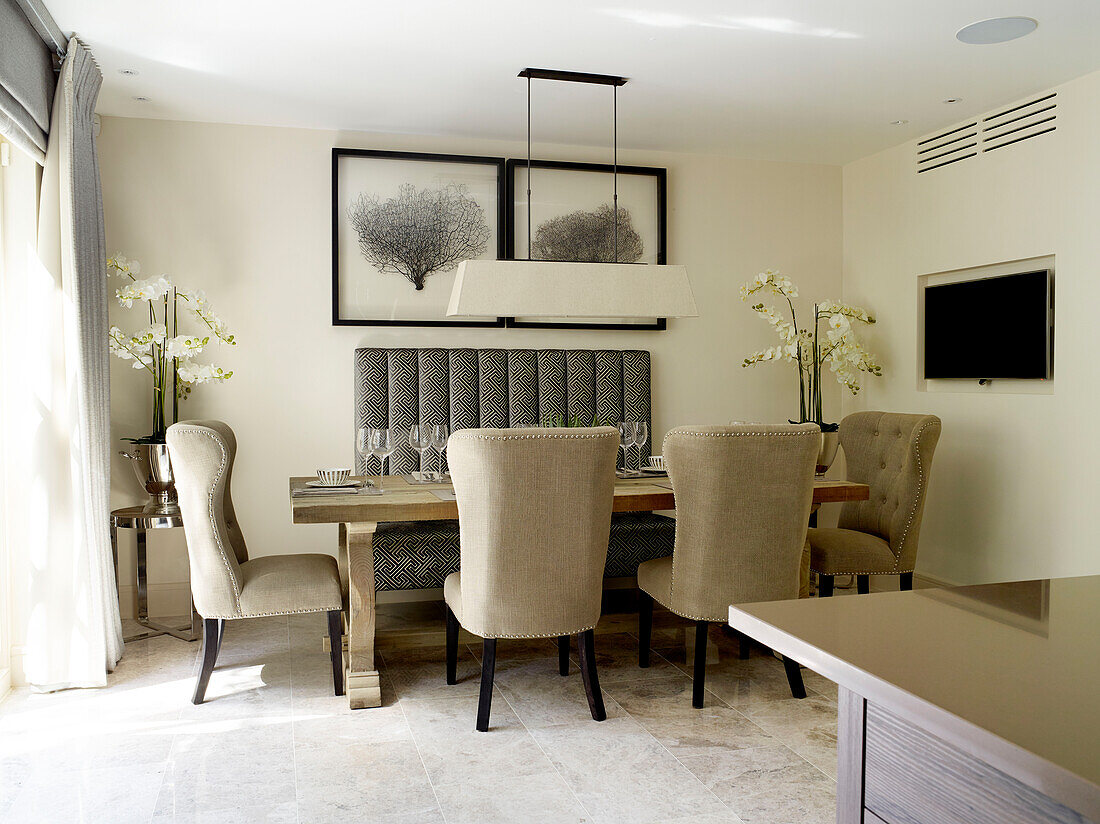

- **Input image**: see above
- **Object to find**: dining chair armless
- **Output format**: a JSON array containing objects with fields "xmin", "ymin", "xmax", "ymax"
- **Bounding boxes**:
[
  {"xmin": 637, "ymin": 424, "xmax": 820, "ymax": 708},
  {"xmin": 808, "ymin": 411, "xmax": 941, "ymax": 596},
  {"xmin": 166, "ymin": 420, "xmax": 344, "ymax": 704},
  {"xmin": 444, "ymin": 426, "xmax": 619, "ymax": 732}
]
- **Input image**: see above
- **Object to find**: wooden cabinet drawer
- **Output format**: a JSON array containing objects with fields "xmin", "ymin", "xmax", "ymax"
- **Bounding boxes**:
[{"xmin": 863, "ymin": 703, "xmax": 1087, "ymax": 824}]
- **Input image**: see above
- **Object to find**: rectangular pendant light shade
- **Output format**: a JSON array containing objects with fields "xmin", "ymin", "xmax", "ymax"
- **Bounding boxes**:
[{"xmin": 446, "ymin": 260, "xmax": 699, "ymax": 319}]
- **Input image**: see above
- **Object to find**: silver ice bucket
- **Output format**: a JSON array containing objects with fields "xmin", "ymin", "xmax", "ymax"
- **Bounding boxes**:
[{"xmin": 120, "ymin": 442, "xmax": 180, "ymax": 515}]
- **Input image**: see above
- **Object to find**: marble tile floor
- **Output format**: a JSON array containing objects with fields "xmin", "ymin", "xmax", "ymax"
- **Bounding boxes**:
[{"xmin": 0, "ymin": 601, "xmax": 840, "ymax": 824}]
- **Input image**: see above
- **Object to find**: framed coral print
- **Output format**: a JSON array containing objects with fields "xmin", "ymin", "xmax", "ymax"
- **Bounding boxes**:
[{"xmin": 332, "ymin": 149, "xmax": 506, "ymax": 327}]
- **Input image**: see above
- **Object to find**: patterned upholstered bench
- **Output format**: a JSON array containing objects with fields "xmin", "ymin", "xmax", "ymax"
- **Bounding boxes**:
[{"xmin": 354, "ymin": 347, "xmax": 675, "ymax": 592}]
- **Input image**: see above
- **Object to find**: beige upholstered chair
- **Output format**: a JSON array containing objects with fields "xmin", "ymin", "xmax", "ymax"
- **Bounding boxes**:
[
  {"xmin": 637, "ymin": 424, "xmax": 820, "ymax": 708},
  {"xmin": 166, "ymin": 420, "xmax": 344, "ymax": 704},
  {"xmin": 444, "ymin": 427, "xmax": 618, "ymax": 732},
  {"xmin": 809, "ymin": 411, "xmax": 941, "ymax": 596}
]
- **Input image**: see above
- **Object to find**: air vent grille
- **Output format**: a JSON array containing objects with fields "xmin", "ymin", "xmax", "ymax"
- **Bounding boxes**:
[
  {"xmin": 915, "ymin": 91, "xmax": 1057, "ymax": 173},
  {"xmin": 982, "ymin": 92, "xmax": 1057, "ymax": 152},
  {"xmin": 916, "ymin": 122, "xmax": 978, "ymax": 173}
]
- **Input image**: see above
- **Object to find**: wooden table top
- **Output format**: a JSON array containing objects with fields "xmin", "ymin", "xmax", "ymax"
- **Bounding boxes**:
[{"xmin": 290, "ymin": 475, "xmax": 870, "ymax": 525}]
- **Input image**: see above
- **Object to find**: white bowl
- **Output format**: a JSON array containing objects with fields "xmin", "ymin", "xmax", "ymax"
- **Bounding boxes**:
[
  {"xmin": 316, "ymin": 468, "xmax": 352, "ymax": 486},
  {"xmin": 647, "ymin": 455, "xmax": 665, "ymax": 471}
]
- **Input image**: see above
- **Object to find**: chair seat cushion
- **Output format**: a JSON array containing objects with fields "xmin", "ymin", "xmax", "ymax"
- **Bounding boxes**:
[
  {"xmin": 808, "ymin": 528, "xmax": 899, "ymax": 575},
  {"xmin": 238, "ymin": 553, "xmax": 342, "ymax": 617},
  {"xmin": 373, "ymin": 513, "xmax": 676, "ymax": 591},
  {"xmin": 636, "ymin": 555, "xmax": 673, "ymax": 609}
]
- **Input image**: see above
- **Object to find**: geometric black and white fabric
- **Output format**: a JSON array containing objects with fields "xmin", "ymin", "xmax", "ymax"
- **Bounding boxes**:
[
  {"xmin": 355, "ymin": 347, "xmax": 664, "ymax": 592},
  {"xmin": 372, "ymin": 513, "xmax": 676, "ymax": 591},
  {"xmin": 355, "ymin": 348, "xmax": 654, "ymax": 475}
]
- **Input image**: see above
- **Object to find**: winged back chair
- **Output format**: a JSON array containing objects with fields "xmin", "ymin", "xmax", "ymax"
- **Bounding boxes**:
[
  {"xmin": 167, "ymin": 420, "xmax": 344, "ymax": 704},
  {"xmin": 809, "ymin": 411, "xmax": 942, "ymax": 595},
  {"xmin": 443, "ymin": 426, "xmax": 618, "ymax": 731},
  {"xmin": 636, "ymin": 424, "xmax": 820, "ymax": 707}
]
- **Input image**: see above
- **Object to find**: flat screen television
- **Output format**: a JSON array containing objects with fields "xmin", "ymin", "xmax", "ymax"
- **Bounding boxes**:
[{"xmin": 924, "ymin": 270, "xmax": 1052, "ymax": 380}]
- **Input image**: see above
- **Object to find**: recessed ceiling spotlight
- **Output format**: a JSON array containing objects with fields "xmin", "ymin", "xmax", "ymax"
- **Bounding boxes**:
[
  {"xmin": 890, "ymin": 119, "xmax": 908, "ymax": 125},
  {"xmin": 132, "ymin": 96, "xmax": 150, "ymax": 102},
  {"xmin": 956, "ymin": 17, "xmax": 1038, "ymax": 45},
  {"xmin": 118, "ymin": 68, "xmax": 139, "ymax": 76},
  {"xmin": 943, "ymin": 98, "xmax": 962, "ymax": 104}
]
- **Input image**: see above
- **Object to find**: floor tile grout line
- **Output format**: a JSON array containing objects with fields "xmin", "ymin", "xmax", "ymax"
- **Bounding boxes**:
[
  {"xmin": 395, "ymin": 692, "xmax": 451, "ymax": 824},
  {"xmin": 495, "ymin": 675, "xmax": 603, "ymax": 824}
]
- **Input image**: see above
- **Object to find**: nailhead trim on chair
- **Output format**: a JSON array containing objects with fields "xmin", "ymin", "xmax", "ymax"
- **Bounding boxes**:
[
  {"xmin": 892, "ymin": 419, "xmax": 939, "ymax": 570},
  {"xmin": 658, "ymin": 426, "xmax": 819, "ymax": 618},
  {"xmin": 451, "ymin": 432, "xmax": 616, "ymax": 441},
  {"xmin": 461, "ymin": 623, "xmax": 598, "ymax": 640},
  {"xmin": 174, "ymin": 425, "xmax": 244, "ymax": 616},
  {"xmin": 811, "ymin": 568, "xmax": 916, "ymax": 576},
  {"xmin": 202, "ymin": 607, "xmax": 342, "ymax": 619}
]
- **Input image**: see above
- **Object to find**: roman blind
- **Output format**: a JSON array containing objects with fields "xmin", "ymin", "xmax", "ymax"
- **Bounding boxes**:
[{"xmin": 0, "ymin": 0, "xmax": 66, "ymax": 163}]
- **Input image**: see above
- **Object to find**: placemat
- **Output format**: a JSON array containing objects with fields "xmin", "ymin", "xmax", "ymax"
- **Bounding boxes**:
[{"xmin": 431, "ymin": 489, "xmax": 457, "ymax": 501}]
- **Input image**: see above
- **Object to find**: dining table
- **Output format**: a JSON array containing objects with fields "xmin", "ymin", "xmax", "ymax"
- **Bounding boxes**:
[{"xmin": 289, "ymin": 473, "xmax": 871, "ymax": 709}]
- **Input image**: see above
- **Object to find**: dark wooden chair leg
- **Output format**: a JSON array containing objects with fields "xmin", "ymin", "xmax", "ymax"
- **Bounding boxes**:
[
  {"xmin": 738, "ymin": 631, "xmax": 752, "ymax": 660},
  {"xmin": 638, "ymin": 590, "xmax": 653, "ymax": 668},
  {"xmin": 215, "ymin": 619, "xmax": 225, "ymax": 659},
  {"xmin": 857, "ymin": 575, "xmax": 870, "ymax": 595},
  {"xmin": 192, "ymin": 618, "xmax": 221, "ymax": 705},
  {"xmin": 693, "ymin": 620, "xmax": 709, "ymax": 708},
  {"xmin": 783, "ymin": 655, "xmax": 807, "ymax": 699},
  {"xmin": 577, "ymin": 629, "xmax": 607, "ymax": 722},
  {"xmin": 818, "ymin": 574, "xmax": 834, "ymax": 597},
  {"xmin": 899, "ymin": 572, "xmax": 914, "ymax": 591},
  {"xmin": 445, "ymin": 604, "xmax": 459, "ymax": 686},
  {"xmin": 558, "ymin": 635, "xmax": 570, "ymax": 676},
  {"xmin": 327, "ymin": 610, "xmax": 344, "ymax": 696},
  {"xmin": 476, "ymin": 638, "xmax": 496, "ymax": 732}
]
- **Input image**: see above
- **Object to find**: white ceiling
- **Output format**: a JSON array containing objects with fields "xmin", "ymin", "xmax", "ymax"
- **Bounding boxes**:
[{"xmin": 47, "ymin": 0, "xmax": 1100, "ymax": 165}]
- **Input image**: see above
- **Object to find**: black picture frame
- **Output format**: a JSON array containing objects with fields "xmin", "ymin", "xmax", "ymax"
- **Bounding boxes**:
[
  {"xmin": 505, "ymin": 158, "xmax": 668, "ymax": 331},
  {"xmin": 332, "ymin": 148, "xmax": 507, "ymax": 327}
]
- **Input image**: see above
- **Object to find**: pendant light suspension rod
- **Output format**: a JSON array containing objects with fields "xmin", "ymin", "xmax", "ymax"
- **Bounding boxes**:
[
  {"xmin": 517, "ymin": 68, "xmax": 629, "ymax": 263},
  {"xmin": 527, "ymin": 74, "xmax": 532, "ymax": 260},
  {"xmin": 613, "ymin": 83, "xmax": 618, "ymax": 263}
]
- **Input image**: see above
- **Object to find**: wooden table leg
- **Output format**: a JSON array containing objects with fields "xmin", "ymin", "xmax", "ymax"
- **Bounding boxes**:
[
  {"xmin": 343, "ymin": 521, "xmax": 382, "ymax": 709},
  {"xmin": 800, "ymin": 503, "xmax": 821, "ymax": 599}
]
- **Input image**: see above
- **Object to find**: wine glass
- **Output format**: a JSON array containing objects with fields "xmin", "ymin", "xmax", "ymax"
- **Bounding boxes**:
[
  {"xmin": 431, "ymin": 424, "xmax": 449, "ymax": 481},
  {"xmin": 617, "ymin": 422, "xmax": 637, "ymax": 477},
  {"xmin": 409, "ymin": 424, "xmax": 433, "ymax": 482},
  {"xmin": 370, "ymin": 428, "xmax": 396, "ymax": 492},
  {"xmin": 632, "ymin": 421, "xmax": 649, "ymax": 476},
  {"xmin": 356, "ymin": 427, "xmax": 375, "ymax": 485}
]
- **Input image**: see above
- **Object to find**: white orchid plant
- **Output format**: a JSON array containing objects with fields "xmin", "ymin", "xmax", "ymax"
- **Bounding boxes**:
[
  {"xmin": 107, "ymin": 255, "xmax": 236, "ymax": 442},
  {"xmin": 741, "ymin": 270, "xmax": 881, "ymax": 429}
]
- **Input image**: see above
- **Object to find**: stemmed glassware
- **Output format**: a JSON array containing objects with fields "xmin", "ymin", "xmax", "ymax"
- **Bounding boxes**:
[
  {"xmin": 409, "ymin": 424, "xmax": 434, "ymax": 482},
  {"xmin": 617, "ymin": 422, "xmax": 638, "ymax": 477},
  {"xmin": 370, "ymin": 428, "xmax": 396, "ymax": 492},
  {"xmin": 356, "ymin": 426, "xmax": 373, "ymax": 476},
  {"xmin": 632, "ymin": 422, "xmax": 649, "ymax": 475},
  {"xmin": 430, "ymin": 424, "xmax": 449, "ymax": 481}
]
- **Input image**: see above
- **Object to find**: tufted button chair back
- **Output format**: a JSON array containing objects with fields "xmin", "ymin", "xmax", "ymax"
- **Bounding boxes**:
[
  {"xmin": 837, "ymin": 411, "xmax": 941, "ymax": 570},
  {"xmin": 166, "ymin": 420, "xmax": 251, "ymax": 618}
]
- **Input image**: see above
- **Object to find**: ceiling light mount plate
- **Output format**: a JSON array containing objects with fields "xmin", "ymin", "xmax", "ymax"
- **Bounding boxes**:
[{"xmin": 956, "ymin": 17, "xmax": 1038, "ymax": 45}]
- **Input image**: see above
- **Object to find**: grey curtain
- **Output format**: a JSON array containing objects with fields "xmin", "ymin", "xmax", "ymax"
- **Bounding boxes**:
[
  {"xmin": 25, "ymin": 36, "xmax": 123, "ymax": 689},
  {"xmin": 0, "ymin": 0, "xmax": 57, "ymax": 162}
]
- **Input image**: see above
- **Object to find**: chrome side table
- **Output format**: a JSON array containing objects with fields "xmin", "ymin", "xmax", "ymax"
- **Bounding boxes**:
[{"xmin": 110, "ymin": 506, "xmax": 200, "ymax": 642}]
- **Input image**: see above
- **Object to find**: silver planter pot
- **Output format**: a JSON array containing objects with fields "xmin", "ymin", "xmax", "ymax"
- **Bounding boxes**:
[
  {"xmin": 816, "ymin": 430, "xmax": 840, "ymax": 477},
  {"xmin": 120, "ymin": 442, "xmax": 180, "ymax": 515}
]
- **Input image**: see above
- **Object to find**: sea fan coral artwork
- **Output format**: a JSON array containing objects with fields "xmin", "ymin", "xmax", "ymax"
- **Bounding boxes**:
[
  {"xmin": 530, "ymin": 204, "xmax": 643, "ymax": 263},
  {"xmin": 348, "ymin": 182, "xmax": 490, "ymax": 290}
]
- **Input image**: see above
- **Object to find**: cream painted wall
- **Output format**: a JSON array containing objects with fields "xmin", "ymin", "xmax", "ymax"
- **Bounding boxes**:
[
  {"xmin": 842, "ymin": 69, "xmax": 1100, "ymax": 585},
  {"xmin": 96, "ymin": 116, "xmax": 843, "ymax": 608}
]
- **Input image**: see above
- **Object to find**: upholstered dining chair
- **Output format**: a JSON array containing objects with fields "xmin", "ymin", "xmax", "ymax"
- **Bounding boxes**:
[
  {"xmin": 444, "ymin": 427, "xmax": 619, "ymax": 732},
  {"xmin": 637, "ymin": 424, "xmax": 820, "ymax": 708},
  {"xmin": 809, "ymin": 411, "xmax": 941, "ymax": 596},
  {"xmin": 166, "ymin": 420, "xmax": 344, "ymax": 704}
]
